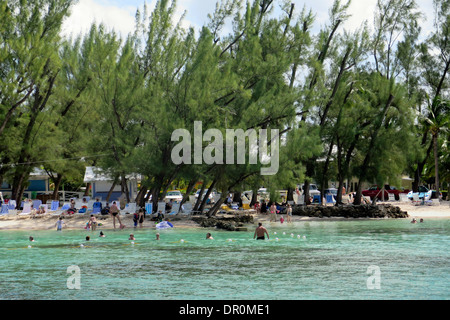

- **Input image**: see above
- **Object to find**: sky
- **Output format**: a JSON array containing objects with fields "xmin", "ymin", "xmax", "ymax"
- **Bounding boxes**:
[{"xmin": 61, "ymin": 0, "xmax": 436, "ymax": 39}]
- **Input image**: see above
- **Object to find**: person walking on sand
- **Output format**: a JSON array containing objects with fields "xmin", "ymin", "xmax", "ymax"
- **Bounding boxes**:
[
  {"xmin": 55, "ymin": 217, "xmax": 66, "ymax": 231},
  {"xmin": 110, "ymin": 201, "xmax": 124, "ymax": 229},
  {"xmin": 254, "ymin": 222, "xmax": 269, "ymax": 240}
]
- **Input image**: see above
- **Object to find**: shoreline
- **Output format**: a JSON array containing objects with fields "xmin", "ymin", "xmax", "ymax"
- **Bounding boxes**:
[{"xmin": 0, "ymin": 201, "xmax": 449, "ymax": 231}]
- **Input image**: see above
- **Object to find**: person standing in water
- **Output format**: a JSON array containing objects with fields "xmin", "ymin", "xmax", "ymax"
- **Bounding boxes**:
[
  {"xmin": 286, "ymin": 204, "xmax": 292, "ymax": 223},
  {"xmin": 89, "ymin": 215, "xmax": 98, "ymax": 231},
  {"xmin": 110, "ymin": 201, "xmax": 124, "ymax": 229},
  {"xmin": 55, "ymin": 217, "xmax": 66, "ymax": 231},
  {"xmin": 253, "ymin": 222, "xmax": 269, "ymax": 240}
]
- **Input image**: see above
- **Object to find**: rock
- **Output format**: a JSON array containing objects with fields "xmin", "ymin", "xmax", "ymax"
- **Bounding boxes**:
[
  {"xmin": 291, "ymin": 204, "xmax": 408, "ymax": 219},
  {"xmin": 191, "ymin": 214, "xmax": 254, "ymax": 231}
]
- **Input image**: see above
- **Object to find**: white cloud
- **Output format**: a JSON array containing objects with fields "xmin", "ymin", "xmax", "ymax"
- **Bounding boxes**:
[{"xmin": 61, "ymin": 0, "xmax": 136, "ymax": 38}]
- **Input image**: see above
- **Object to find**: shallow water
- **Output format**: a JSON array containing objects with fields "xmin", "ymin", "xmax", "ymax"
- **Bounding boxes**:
[{"xmin": 0, "ymin": 218, "xmax": 449, "ymax": 300}]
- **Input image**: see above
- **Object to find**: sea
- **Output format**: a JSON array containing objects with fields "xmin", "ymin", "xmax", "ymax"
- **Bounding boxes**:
[{"xmin": 0, "ymin": 218, "xmax": 448, "ymax": 300}]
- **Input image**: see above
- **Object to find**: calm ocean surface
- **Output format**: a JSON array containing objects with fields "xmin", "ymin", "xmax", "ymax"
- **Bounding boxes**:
[{"xmin": 0, "ymin": 218, "xmax": 448, "ymax": 300}]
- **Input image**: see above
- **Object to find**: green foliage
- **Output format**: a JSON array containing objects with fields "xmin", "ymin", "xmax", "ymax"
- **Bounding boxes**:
[{"xmin": 0, "ymin": 0, "xmax": 448, "ymax": 205}]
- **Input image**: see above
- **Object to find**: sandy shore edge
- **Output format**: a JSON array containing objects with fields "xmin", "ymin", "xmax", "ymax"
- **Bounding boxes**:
[{"xmin": 0, "ymin": 201, "xmax": 449, "ymax": 231}]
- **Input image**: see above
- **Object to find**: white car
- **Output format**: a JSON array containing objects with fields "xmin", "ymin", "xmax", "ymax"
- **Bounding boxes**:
[
  {"xmin": 300, "ymin": 184, "xmax": 321, "ymax": 196},
  {"xmin": 165, "ymin": 190, "xmax": 183, "ymax": 202}
]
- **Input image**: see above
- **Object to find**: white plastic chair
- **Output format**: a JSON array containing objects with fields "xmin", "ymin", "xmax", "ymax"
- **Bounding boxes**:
[
  {"xmin": 18, "ymin": 202, "xmax": 32, "ymax": 216},
  {"xmin": 412, "ymin": 194, "xmax": 421, "ymax": 205}
]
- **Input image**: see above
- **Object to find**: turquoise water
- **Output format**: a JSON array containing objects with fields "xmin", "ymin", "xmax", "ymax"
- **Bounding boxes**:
[{"xmin": 0, "ymin": 218, "xmax": 449, "ymax": 300}]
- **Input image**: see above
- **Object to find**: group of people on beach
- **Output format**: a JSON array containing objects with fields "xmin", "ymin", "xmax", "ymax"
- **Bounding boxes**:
[{"xmin": 253, "ymin": 200, "xmax": 293, "ymax": 224}]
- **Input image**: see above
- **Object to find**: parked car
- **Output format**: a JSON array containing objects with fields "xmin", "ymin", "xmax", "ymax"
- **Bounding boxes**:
[
  {"xmin": 242, "ymin": 188, "xmax": 270, "ymax": 201},
  {"xmin": 324, "ymin": 188, "xmax": 338, "ymax": 196},
  {"xmin": 165, "ymin": 190, "xmax": 183, "ymax": 202},
  {"xmin": 362, "ymin": 185, "xmax": 408, "ymax": 200},
  {"xmin": 195, "ymin": 189, "xmax": 221, "ymax": 202},
  {"xmin": 300, "ymin": 184, "xmax": 321, "ymax": 196},
  {"xmin": 406, "ymin": 186, "xmax": 441, "ymax": 200},
  {"xmin": 195, "ymin": 189, "xmax": 213, "ymax": 199}
]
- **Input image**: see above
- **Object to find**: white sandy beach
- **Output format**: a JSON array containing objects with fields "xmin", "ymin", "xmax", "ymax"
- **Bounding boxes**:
[{"xmin": 0, "ymin": 201, "xmax": 449, "ymax": 231}]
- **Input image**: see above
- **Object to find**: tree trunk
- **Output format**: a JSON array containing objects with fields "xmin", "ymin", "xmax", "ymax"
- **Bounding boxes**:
[
  {"xmin": 207, "ymin": 193, "xmax": 227, "ymax": 217},
  {"xmin": 106, "ymin": 176, "xmax": 119, "ymax": 202},
  {"xmin": 199, "ymin": 179, "xmax": 217, "ymax": 214},
  {"xmin": 52, "ymin": 174, "xmax": 63, "ymax": 200},
  {"xmin": 193, "ymin": 181, "xmax": 206, "ymax": 212},
  {"xmin": 135, "ymin": 185, "xmax": 147, "ymax": 207},
  {"xmin": 84, "ymin": 183, "xmax": 91, "ymax": 197},
  {"xmin": 433, "ymin": 133, "xmax": 440, "ymax": 198},
  {"xmin": 178, "ymin": 178, "xmax": 197, "ymax": 213}
]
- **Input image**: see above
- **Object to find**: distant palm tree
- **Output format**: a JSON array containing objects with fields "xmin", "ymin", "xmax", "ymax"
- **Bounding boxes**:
[{"xmin": 423, "ymin": 96, "xmax": 450, "ymax": 198}]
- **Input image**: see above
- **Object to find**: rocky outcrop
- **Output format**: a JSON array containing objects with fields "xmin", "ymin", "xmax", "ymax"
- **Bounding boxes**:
[
  {"xmin": 291, "ymin": 204, "xmax": 408, "ymax": 218},
  {"xmin": 191, "ymin": 215, "xmax": 253, "ymax": 231}
]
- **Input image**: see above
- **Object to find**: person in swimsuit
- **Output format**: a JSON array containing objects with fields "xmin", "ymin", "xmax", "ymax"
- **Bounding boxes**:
[
  {"xmin": 138, "ymin": 208, "xmax": 145, "ymax": 228},
  {"xmin": 110, "ymin": 201, "xmax": 124, "ymax": 229},
  {"xmin": 286, "ymin": 204, "xmax": 292, "ymax": 223},
  {"xmin": 89, "ymin": 215, "xmax": 98, "ymax": 231},
  {"xmin": 253, "ymin": 222, "xmax": 269, "ymax": 240},
  {"xmin": 55, "ymin": 217, "xmax": 66, "ymax": 231}
]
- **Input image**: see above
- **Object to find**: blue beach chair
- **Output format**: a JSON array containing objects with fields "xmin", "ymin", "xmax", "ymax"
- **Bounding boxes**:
[
  {"xmin": 145, "ymin": 202, "xmax": 153, "ymax": 215},
  {"xmin": 313, "ymin": 194, "xmax": 321, "ymax": 204},
  {"xmin": 325, "ymin": 194, "xmax": 335, "ymax": 205},
  {"xmin": 1, "ymin": 205, "xmax": 9, "ymax": 214}
]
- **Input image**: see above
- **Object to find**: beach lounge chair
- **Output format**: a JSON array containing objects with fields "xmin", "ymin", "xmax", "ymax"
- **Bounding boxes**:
[
  {"xmin": 51, "ymin": 200, "xmax": 60, "ymax": 211},
  {"xmin": 312, "ymin": 195, "xmax": 321, "ymax": 204},
  {"xmin": 61, "ymin": 202, "xmax": 70, "ymax": 210},
  {"xmin": 325, "ymin": 194, "xmax": 336, "ymax": 206},
  {"xmin": 47, "ymin": 200, "xmax": 62, "ymax": 215},
  {"xmin": 8, "ymin": 200, "xmax": 17, "ymax": 210},
  {"xmin": 92, "ymin": 206, "xmax": 101, "ymax": 214},
  {"xmin": 412, "ymin": 194, "xmax": 421, "ymax": 205},
  {"xmin": 181, "ymin": 203, "xmax": 192, "ymax": 216},
  {"xmin": 157, "ymin": 201, "xmax": 166, "ymax": 214},
  {"xmin": 1, "ymin": 205, "xmax": 9, "ymax": 214},
  {"xmin": 18, "ymin": 202, "xmax": 32, "ymax": 217},
  {"xmin": 145, "ymin": 203, "xmax": 153, "ymax": 216},
  {"xmin": 124, "ymin": 202, "xmax": 137, "ymax": 214},
  {"xmin": 399, "ymin": 194, "xmax": 408, "ymax": 203},
  {"xmin": 169, "ymin": 203, "xmax": 180, "ymax": 215}
]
